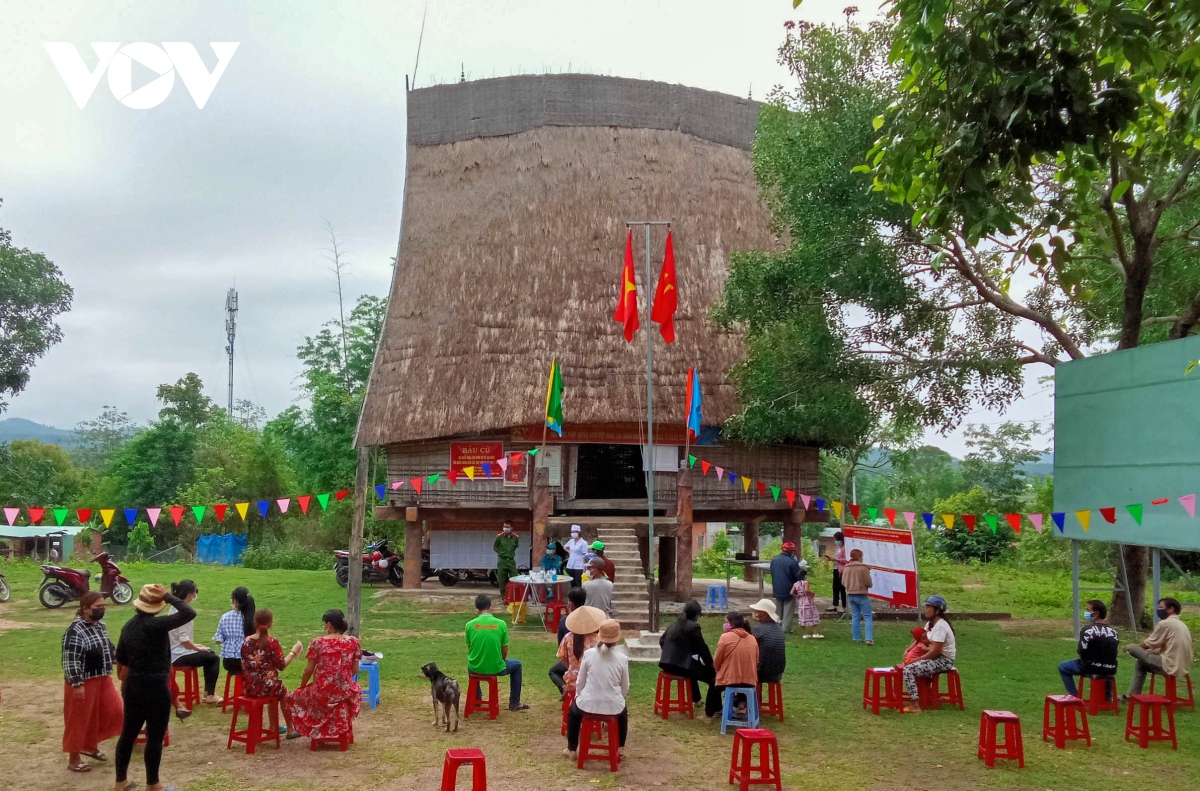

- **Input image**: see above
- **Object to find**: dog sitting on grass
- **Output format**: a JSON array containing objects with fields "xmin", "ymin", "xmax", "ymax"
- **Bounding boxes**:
[{"xmin": 420, "ymin": 662, "xmax": 461, "ymax": 733}]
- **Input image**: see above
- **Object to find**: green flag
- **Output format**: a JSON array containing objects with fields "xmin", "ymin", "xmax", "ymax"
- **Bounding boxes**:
[
  {"xmin": 191, "ymin": 505, "xmax": 206, "ymax": 524},
  {"xmin": 429, "ymin": 473, "xmax": 441, "ymax": 485},
  {"xmin": 866, "ymin": 506, "xmax": 878, "ymax": 522},
  {"xmin": 984, "ymin": 514, "xmax": 998, "ymax": 534},
  {"xmin": 528, "ymin": 448, "xmax": 540, "ymax": 456},
  {"xmin": 317, "ymin": 493, "xmax": 330, "ymax": 511},
  {"xmin": 770, "ymin": 485, "xmax": 781, "ymax": 502},
  {"xmin": 544, "ymin": 359, "xmax": 564, "ymax": 436},
  {"xmin": 53, "ymin": 508, "xmax": 68, "ymax": 526},
  {"xmin": 1126, "ymin": 503, "xmax": 1143, "ymax": 525},
  {"xmin": 688, "ymin": 455, "xmax": 697, "ymax": 468}
]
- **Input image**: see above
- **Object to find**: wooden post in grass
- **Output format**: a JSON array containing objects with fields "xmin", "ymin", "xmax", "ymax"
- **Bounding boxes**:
[{"xmin": 347, "ymin": 445, "xmax": 368, "ymax": 637}]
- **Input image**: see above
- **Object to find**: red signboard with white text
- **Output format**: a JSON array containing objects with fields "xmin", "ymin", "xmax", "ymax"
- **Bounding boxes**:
[
  {"xmin": 449, "ymin": 441, "xmax": 504, "ymax": 477},
  {"xmin": 842, "ymin": 525, "xmax": 919, "ymax": 609}
]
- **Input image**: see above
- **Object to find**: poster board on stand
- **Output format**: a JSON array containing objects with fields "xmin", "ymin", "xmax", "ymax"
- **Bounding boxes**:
[{"xmin": 842, "ymin": 525, "xmax": 919, "ymax": 609}]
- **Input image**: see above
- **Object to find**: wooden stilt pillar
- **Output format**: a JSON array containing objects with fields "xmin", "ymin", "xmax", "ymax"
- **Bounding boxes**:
[
  {"xmin": 676, "ymin": 467, "xmax": 694, "ymax": 602},
  {"xmin": 403, "ymin": 508, "xmax": 423, "ymax": 589},
  {"xmin": 783, "ymin": 508, "xmax": 805, "ymax": 549},
  {"xmin": 347, "ymin": 445, "xmax": 368, "ymax": 635},
  {"xmin": 659, "ymin": 536, "xmax": 677, "ymax": 593},
  {"xmin": 743, "ymin": 517, "xmax": 762, "ymax": 584},
  {"xmin": 530, "ymin": 466, "xmax": 552, "ymax": 561}
]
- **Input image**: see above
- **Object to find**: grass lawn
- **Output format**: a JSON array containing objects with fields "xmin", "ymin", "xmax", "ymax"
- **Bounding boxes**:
[{"xmin": 1, "ymin": 558, "xmax": 1197, "ymax": 791}]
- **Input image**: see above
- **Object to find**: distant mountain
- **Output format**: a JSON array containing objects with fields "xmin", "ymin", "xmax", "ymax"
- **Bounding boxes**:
[
  {"xmin": 859, "ymin": 446, "xmax": 1053, "ymax": 477},
  {"xmin": 0, "ymin": 417, "xmax": 77, "ymax": 446},
  {"xmin": 1021, "ymin": 451, "xmax": 1054, "ymax": 477}
]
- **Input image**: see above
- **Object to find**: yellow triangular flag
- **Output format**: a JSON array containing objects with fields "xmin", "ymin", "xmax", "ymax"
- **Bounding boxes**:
[
  {"xmin": 464, "ymin": 466, "xmax": 475, "ymax": 481},
  {"xmin": 235, "ymin": 502, "xmax": 249, "ymax": 521},
  {"xmin": 1075, "ymin": 509, "xmax": 1091, "ymax": 532},
  {"xmin": 741, "ymin": 476, "xmax": 752, "ymax": 493},
  {"xmin": 831, "ymin": 501, "xmax": 843, "ymax": 520},
  {"xmin": 100, "ymin": 508, "xmax": 115, "ymax": 528},
  {"xmin": 941, "ymin": 513, "xmax": 955, "ymax": 530}
]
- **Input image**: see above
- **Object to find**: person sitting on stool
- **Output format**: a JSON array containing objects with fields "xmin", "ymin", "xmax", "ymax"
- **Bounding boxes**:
[
  {"xmin": 466, "ymin": 594, "xmax": 530, "ymax": 711},
  {"xmin": 1122, "ymin": 596, "xmax": 1194, "ymax": 702},
  {"xmin": 1058, "ymin": 599, "xmax": 1118, "ymax": 699},
  {"xmin": 565, "ymin": 619, "xmax": 629, "ymax": 762},
  {"xmin": 550, "ymin": 587, "xmax": 588, "ymax": 697}
]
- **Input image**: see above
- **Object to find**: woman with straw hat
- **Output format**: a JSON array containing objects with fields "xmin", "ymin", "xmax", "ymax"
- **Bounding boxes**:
[
  {"xmin": 113, "ymin": 583, "xmax": 196, "ymax": 791},
  {"xmin": 565, "ymin": 619, "xmax": 630, "ymax": 762},
  {"xmin": 556, "ymin": 606, "xmax": 605, "ymax": 699}
]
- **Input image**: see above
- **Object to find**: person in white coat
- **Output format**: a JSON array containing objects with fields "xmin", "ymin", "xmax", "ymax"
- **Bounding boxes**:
[
  {"xmin": 565, "ymin": 619, "xmax": 630, "ymax": 761},
  {"xmin": 563, "ymin": 525, "xmax": 590, "ymax": 589}
]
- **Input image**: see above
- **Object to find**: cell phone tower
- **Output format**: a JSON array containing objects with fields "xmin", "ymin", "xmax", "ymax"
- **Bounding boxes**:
[{"xmin": 224, "ymin": 288, "xmax": 238, "ymax": 415}]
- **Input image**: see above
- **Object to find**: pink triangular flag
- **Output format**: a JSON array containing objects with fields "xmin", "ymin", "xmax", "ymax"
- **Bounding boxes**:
[
  {"xmin": 146, "ymin": 507, "xmax": 161, "ymax": 527},
  {"xmin": 3, "ymin": 507, "xmax": 17, "ymax": 526},
  {"xmin": 391, "ymin": 480, "xmax": 404, "ymax": 490},
  {"xmin": 1028, "ymin": 513, "xmax": 1044, "ymax": 533},
  {"xmin": 714, "ymin": 466, "xmax": 724, "ymax": 481},
  {"xmin": 800, "ymin": 493, "xmax": 811, "ymax": 510},
  {"xmin": 903, "ymin": 511, "xmax": 916, "ymax": 529},
  {"xmin": 276, "ymin": 498, "xmax": 291, "ymax": 514},
  {"xmin": 1180, "ymin": 494, "xmax": 1196, "ymax": 518},
  {"xmin": 498, "ymin": 457, "xmax": 510, "ymax": 473}
]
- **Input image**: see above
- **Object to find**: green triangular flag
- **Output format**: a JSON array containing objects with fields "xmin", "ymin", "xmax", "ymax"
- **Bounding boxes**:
[
  {"xmin": 984, "ymin": 514, "xmax": 998, "ymax": 534},
  {"xmin": 429, "ymin": 473, "xmax": 441, "ymax": 485},
  {"xmin": 53, "ymin": 508, "xmax": 68, "ymax": 526},
  {"xmin": 1127, "ymin": 503, "xmax": 1143, "ymax": 525},
  {"xmin": 191, "ymin": 505, "xmax": 206, "ymax": 524},
  {"xmin": 528, "ymin": 448, "xmax": 540, "ymax": 456},
  {"xmin": 688, "ymin": 455, "xmax": 697, "ymax": 468},
  {"xmin": 317, "ymin": 493, "xmax": 330, "ymax": 511},
  {"xmin": 866, "ymin": 506, "xmax": 878, "ymax": 522},
  {"xmin": 770, "ymin": 485, "xmax": 781, "ymax": 502}
]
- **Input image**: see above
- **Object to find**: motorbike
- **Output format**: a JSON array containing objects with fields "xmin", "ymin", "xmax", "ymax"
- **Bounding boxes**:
[
  {"xmin": 38, "ymin": 551, "xmax": 132, "ymax": 609},
  {"xmin": 0, "ymin": 569, "xmax": 9, "ymax": 603},
  {"xmin": 334, "ymin": 538, "xmax": 435, "ymax": 588},
  {"xmin": 436, "ymin": 566, "xmax": 528, "ymax": 587}
]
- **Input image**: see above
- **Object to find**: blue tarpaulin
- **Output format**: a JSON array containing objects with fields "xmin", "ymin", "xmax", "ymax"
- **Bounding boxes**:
[{"xmin": 196, "ymin": 533, "xmax": 247, "ymax": 565}]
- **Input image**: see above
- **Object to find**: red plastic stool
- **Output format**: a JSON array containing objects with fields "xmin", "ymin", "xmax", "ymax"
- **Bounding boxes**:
[
  {"xmin": 310, "ymin": 723, "xmax": 354, "ymax": 752},
  {"xmin": 1150, "ymin": 674, "xmax": 1196, "ymax": 712},
  {"xmin": 441, "ymin": 748, "xmax": 487, "ymax": 791},
  {"xmin": 222, "ymin": 672, "xmax": 244, "ymax": 713},
  {"xmin": 577, "ymin": 713, "xmax": 620, "ymax": 772},
  {"xmin": 654, "ymin": 672, "xmax": 695, "ymax": 720},
  {"xmin": 757, "ymin": 682, "xmax": 784, "ymax": 723},
  {"xmin": 1125, "ymin": 694, "xmax": 1177, "ymax": 749},
  {"xmin": 1073, "ymin": 674, "xmax": 1119, "ymax": 715},
  {"xmin": 917, "ymin": 668, "xmax": 964, "ymax": 710},
  {"xmin": 1042, "ymin": 695, "xmax": 1091, "ymax": 749},
  {"xmin": 862, "ymin": 668, "xmax": 903, "ymax": 715},
  {"xmin": 728, "ymin": 728, "xmax": 782, "ymax": 790},
  {"xmin": 977, "ymin": 710, "xmax": 1024, "ymax": 768},
  {"xmin": 464, "ymin": 674, "xmax": 500, "ymax": 720},
  {"xmin": 226, "ymin": 696, "xmax": 280, "ymax": 754},
  {"xmin": 135, "ymin": 728, "xmax": 169, "ymax": 747},
  {"xmin": 172, "ymin": 665, "xmax": 201, "ymax": 710},
  {"xmin": 544, "ymin": 603, "xmax": 568, "ymax": 634},
  {"xmin": 561, "ymin": 692, "xmax": 574, "ymax": 736}
]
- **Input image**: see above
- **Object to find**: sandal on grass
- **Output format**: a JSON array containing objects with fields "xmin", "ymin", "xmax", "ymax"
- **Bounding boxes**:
[
  {"xmin": 68, "ymin": 763, "xmax": 92, "ymax": 773},
  {"xmin": 509, "ymin": 703, "xmax": 530, "ymax": 711},
  {"xmin": 81, "ymin": 749, "xmax": 108, "ymax": 761},
  {"xmin": 175, "ymin": 708, "xmax": 192, "ymax": 721}
]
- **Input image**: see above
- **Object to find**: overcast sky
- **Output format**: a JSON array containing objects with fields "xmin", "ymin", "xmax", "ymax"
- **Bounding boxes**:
[{"xmin": 0, "ymin": 0, "xmax": 1052, "ymax": 456}]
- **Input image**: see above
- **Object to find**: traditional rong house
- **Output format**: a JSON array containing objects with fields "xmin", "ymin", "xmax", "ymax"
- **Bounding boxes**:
[{"xmin": 356, "ymin": 74, "xmax": 823, "ymax": 627}]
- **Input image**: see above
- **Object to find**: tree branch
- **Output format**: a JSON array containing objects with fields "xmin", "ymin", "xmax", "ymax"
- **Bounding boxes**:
[
  {"xmin": 1154, "ymin": 149, "xmax": 1200, "ymax": 225},
  {"xmin": 1142, "ymin": 316, "xmax": 1179, "ymax": 327},
  {"xmin": 1170, "ymin": 288, "xmax": 1200, "ymax": 340},
  {"xmin": 1017, "ymin": 344, "xmax": 1059, "ymax": 367}
]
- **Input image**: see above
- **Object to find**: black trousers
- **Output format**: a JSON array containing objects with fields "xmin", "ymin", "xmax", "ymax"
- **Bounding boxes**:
[
  {"xmin": 115, "ymin": 676, "xmax": 171, "ymax": 785},
  {"xmin": 549, "ymin": 660, "xmax": 567, "ymax": 695},
  {"xmin": 566, "ymin": 701, "xmax": 628, "ymax": 751},
  {"xmin": 223, "ymin": 657, "xmax": 243, "ymax": 675},
  {"xmin": 173, "ymin": 650, "xmax": 220, "ymax": 695},
  {"xmin": 659, "ymin": 662, "xmax": 719, "ymax": 717},
  {"xmin": 568, "ymin": 569, "xmax": 583, "ymax": 589},
  {"xmin": 832, "ymin": 569, "xmax": 847, "ymax": 609}
]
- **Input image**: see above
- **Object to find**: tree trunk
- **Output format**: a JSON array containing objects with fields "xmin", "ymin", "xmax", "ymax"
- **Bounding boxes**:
[
  {"xmin": 1110, "ymin": 544, "xmax": 1149, "ymax": 629},
  {"xmin": 346, "ymin": 445, "xmax": 368, "ymax": 636}
]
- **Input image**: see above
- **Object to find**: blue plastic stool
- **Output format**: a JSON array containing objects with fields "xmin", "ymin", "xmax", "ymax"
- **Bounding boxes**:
[
  {"xmin": 720, "ymin": 685, "xmax": 759, "ymax": 734},
  {"xmin": 705, "ymin": 585, "xmax": 729, "ymax": 609},
  {"xmin": 358, "ymin": 661, "xmax": 381, "ymax": 709}
]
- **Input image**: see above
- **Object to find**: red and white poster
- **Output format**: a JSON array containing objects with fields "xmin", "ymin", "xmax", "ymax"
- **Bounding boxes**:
[
  {"xmin": 842, "ymin": 525, "xmax": 919, "ymax": 609},
  {"xmin": 450, "ymin": 442, "xmax": 504, "ymax": 477}
]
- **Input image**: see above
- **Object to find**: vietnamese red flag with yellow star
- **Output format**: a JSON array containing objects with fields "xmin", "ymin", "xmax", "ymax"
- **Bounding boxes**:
[
  {"xmin": 650, "ymin": 230, "xmax": 677, "ymax": 343},
  {"xmin": 613, "ymin": 230, "xmax": 639, "ymax": 342}
]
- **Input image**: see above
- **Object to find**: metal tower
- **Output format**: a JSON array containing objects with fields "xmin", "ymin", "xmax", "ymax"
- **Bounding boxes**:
[{"xmin": 224, "ymin": 288, "xmax": 238, "ymax": 415}]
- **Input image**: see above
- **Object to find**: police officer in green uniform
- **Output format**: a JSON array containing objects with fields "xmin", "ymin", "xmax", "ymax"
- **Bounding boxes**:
[{"xmin": 493, "ymin": 520, "xmax": 520, "ymax": 592}]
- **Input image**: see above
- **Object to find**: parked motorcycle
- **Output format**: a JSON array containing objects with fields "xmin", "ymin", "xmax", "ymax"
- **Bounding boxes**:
[
  {"xmin": 436, "ymin": 566, "xmax": 528, "ymax": 587},
  {"xmin": 38, "ymin": 552, "xmax": 132, "ymax": 609},
  {"xmin": 0, "ymin": 570, "xmax": 9, "ymax": 603},
  {"xmin": 334, "ymin": 538, "xmax": 436, "ymax": 588}
]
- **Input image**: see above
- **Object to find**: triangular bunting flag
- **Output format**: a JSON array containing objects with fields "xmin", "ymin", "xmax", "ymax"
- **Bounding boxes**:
[
  {"xmin": 169, "ymin": 505, "xmax": 184, "ymax": 526},
  {"xmin": 235, "ymin": 502, "xmax": 249, "ymax": 521},
  {"xmin": 756, "ymin": 481, "xmax": 767, "ymax": 497},
  {"xmin": 801, "ymin": 493, "xmax": 811, "ymax": 510},
  {"xmin": 123, "ymin": 507, "xmax": 138, "ymax": 526},
  {"xmin": 191, "ymin": 505, "xmax": 206, "ymax": 524},
  {"xmin": 482, "ymin": 463, "xmax": 492, "ymax": 478},
  {"xmin": 214, "ymin": 504, "xmax": 227, "ymax": 523},
  {"xmin": 1075, "ymin": 509, "xmax": 1090, "ymax": 531},
  {"xmin": 866, "ymin": 506, "xmax": 878, "ymax": 522},
  {"xmin": 1151, "ymin": 498, "xmax": 1170, "ymax": 505},
  {"xmin": 1050, "ymin": 512, "xmax": 1065, "ymax": 532},
  {"xmin": 904, "ymin": 511, "xmax": 916, "ymax": 529},
  {"xmin": 3, "ymin": 507, "xmax": 17, "ymax": 526},
  {"xmin": 77, "ymin": 508, "xmax": 93, "ymax": 524},
  {"xmin": 316, "ymin": 494, "xmax": 330, "ymax": 511},
  {"xmin": 714, "ymin": 466, "xmax": 725, "ymax": 481},
  {"xmin": 741, "ymin": 476, "xmax": 752, "ymax": 493},
  {"xmin": 527, "ymin": 448, "xmax": 540, "ymax": 456},
  {"xmin": 1005, "ymin": 513, "xmax": 1021, "ymax": 533},
  {"xmin": 941, "ymin": 513, "xmax": 955, "ymax": 530},
  {"xmin": 411, "ymin": 478, "xmax": 423, "ymax": 495},
  {"xmin": 147, "ymin": 507, "xmax": 161, "ymax": 527},
  {"xmin": 728, "ymin": 471, "xmax": 737, "ymax": 484},
  {"xmin": 447, "ymin": 469, "xmax": 459, "ymax": 485},
  {"xmin": 963, "ymin": 514, "xmax": 976, "ymax": 532},
  {"xmin": 687, "ymin": 455, "xmax": 697, "ymax": 468},
  {"xmin": 1126, "ymin": 504, "xmax": 1143, "ymax": 525},
  {"xmin": 1099, "ymin": 506, "xmax": 1117, "ymax": 524},
  {"xmin": 498, "ymin": 457, "xmax": 510, "ymax": 473},
  {"xmin": 429, "ymin": 473, "xmax": 442, "ymax": 485},
  {"xmin": 27, "ymin": 507, "xmax": 45, "ymax": 525},
  {"xmin": 701, "ymin": 460, "xmax": 711, "ymax": 477},
  {"xmin": 770, "ymin": 485, "xmax": 781, "ymax": 502},
  {"xmin": 391, "ymin": 481, "xmax": 404, "ymax": 490},
  {"xmin": 53, "ymin": 508, "xmax": 68, "ymax": 526},
  {"xmin": 884, "ymin": 508, "xmax": 896, "ymax": 526},
  {"xmin": 1180, "ymin": 494, "xmax": 1196, "ymax": 518},
  {"xmin": 831, "ymin": 501, "xmax": 843, "ymax": 520},
  {"xmin": 815, "ymin": 497, "xmax": 825, "ymax": 512},
  {"xmin": 785, "ymin": 490, "xmax": 796, "ymax": 508},
  {"xmin": 464, "ymin": 467, "xmax": 476, "ymax": 481},
  {"xmin": 297, "ymin": 495, "xmax": 311, "ymax": 514},
  {"xmin": 984, "ymin": 514, "xmax": 998, "ymax": 534},
  {"xmin": 335, "ymin": 489, "xmax": 349, "ymax": 501},
  {"xmin": 257, "ymin": 500, "xmax": 270, "ymax": 518},
  {"xmin": 100, "ymin": 508, "xmax": 116, "ymax": 528},
  {"xmin": 848, "ymin": 503, "xmax": 861, "ymax": 522},
  {"xmin": 276, "ymin": 498, "xmax": 291, "ymax": 514},
  {"xmin": 374, "ymin": 484, "xmax": 386, "ymax": 500}
]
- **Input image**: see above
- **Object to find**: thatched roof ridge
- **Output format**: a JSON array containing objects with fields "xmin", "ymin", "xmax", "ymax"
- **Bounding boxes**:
[{"xmin": 356, "ymin": 77, "xmax": 777, "ymax": 447}]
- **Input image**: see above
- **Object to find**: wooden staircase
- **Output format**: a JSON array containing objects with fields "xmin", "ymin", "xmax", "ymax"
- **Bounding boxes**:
[{"xmin": 595, "ymin": 522, "xmax": 649, "ymax": 630}]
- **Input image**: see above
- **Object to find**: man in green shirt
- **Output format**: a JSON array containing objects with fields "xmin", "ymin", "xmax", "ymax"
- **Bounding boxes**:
[
  {"xmin": 493, "ymin": 521, "xmax": 520, "ymax": 591},
  {"xmin": 465, "ymin": 595, "xmax": 529, "ymax": 711}
]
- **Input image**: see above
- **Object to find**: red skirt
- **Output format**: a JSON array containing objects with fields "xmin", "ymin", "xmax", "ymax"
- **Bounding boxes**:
[{"xmin": 62, "ymin": 677, "xmax": 124, "ymax": 753}]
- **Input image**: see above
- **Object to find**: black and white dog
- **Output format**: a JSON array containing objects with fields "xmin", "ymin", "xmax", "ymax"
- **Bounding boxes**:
[{"xmin": 420, "ymin": 662, "xmax": 461, "ymax": 733}]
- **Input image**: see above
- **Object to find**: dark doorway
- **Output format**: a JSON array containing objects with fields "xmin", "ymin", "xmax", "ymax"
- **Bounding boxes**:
[{"xmin": 575, "ymin": 444, "xmax": 647, "ymax": 500}]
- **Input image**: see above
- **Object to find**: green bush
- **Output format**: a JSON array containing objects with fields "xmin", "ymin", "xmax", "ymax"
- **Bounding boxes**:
[
  {"xmin": 242, "ymin": 542, "xmax": 330, "ymax": 571},
  {"xmin": 126, "ymin": 523, "xmax": 156, "ymax": 559}
]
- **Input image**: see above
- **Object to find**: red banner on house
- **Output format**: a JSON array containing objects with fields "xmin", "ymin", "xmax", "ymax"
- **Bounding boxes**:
[{"xmin": 450, "ymin": 442, "xmax": 505, "ymax": 477}]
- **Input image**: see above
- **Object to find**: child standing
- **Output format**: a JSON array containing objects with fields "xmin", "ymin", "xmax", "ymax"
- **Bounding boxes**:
[
  {"xmin": 792, "ymin": 567, "xmax": 823, "ymax": 639},
  {"xmin": 901, "ymin": 627, "xmax": 929, "ymax": 666}
]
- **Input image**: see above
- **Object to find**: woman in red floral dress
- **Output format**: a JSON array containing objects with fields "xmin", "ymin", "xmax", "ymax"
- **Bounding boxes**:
[
  {"xmin": 285, "ymin": 609, "xmax": 361, "ymax": 742},
  {"xmin": 241, "ymin": 609, "xmax": 303, "ymax": 736}
]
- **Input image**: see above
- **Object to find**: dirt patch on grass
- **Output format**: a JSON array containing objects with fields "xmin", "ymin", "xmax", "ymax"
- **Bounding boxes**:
[
  {"xmin": 961, "ymin": 584, "xmax": 987, "ymax": 590},
  {"xmin": 0, "ymin": 618, "xmax": 38, "ymax": 633}
]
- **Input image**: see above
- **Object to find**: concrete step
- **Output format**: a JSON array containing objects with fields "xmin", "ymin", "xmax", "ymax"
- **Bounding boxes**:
[{"xmin": 622, "ymin": 631, "xmax": 663, "ymax": 663}]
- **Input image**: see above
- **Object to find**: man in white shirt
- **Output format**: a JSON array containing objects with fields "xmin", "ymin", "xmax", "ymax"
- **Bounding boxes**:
[{"xmin": 564, "ymin": 525, "xmax": 589, "ymax": 589}]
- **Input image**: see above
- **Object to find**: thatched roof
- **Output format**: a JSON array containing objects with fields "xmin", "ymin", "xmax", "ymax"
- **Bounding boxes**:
[{"xmin": 356, "ymin": 75, "xmax": 778, "ymax": 447}]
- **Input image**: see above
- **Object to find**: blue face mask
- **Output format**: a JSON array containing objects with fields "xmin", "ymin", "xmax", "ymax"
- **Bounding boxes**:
[
  {"xmin": 835, "ymin": 540, "xmax": 843, "ymax": 547},
  {"xmin": 1084, "ymin": 611, "xmax": 1094, "ymax": 622}
]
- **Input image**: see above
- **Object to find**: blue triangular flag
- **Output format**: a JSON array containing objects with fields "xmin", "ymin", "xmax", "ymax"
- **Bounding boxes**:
[
  {"xmin": 256, "ymin": 500, "xmax": 269, "ymax": 518},
  {"xmin": 728, "ymin": 470, "xmax": 737, "ymax": 483},
  {"xmin": 374, "ymin": 484, "xmax": 386, "ymax": 500},
  {"xmin": 123, "ymin": 507, "xmax": 139, "ymax": 525},
  {"xmin": 1051, "ymin": 512, "xmax": 1066, "ymax": 532},
  {"xmin": 922, "ymin": 512, "xmax": 934, "ymax": 529},
  {"xmin": 482, "ymin": 462, "xmax": 492, "ymax": 478},
  {"xmin": 815, "ymin": 497, "xmax": 825, "ymax": 512}
]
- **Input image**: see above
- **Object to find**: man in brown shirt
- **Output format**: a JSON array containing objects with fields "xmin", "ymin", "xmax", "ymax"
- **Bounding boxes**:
[
  {"xmin": 842, "ymin": 549, "xmax": 874, "ymax": 644},
  {"xmin": 1123, "ymin": 597, "xmax": 1195, "ymax": 700}
]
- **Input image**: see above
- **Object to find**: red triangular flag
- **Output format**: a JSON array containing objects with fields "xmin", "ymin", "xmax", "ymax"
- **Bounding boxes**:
[
  {"xmin": 884, "ymin": 508, "xmax": 896, "ymax": 526},
  {"xmin": 785, "ymin": 489, "xmax": 796, "ymax": 508},
  {"xmin": 756, "ymin": 481, "xmax": 767, "ymax": 497},
  {"xmin": 297, "ymin": 495, "xmax": 312, "ymax": 514},
  {"xmin": 169, "ymin": 505, "xmax": 184, "ymax": 526},
  {"xmin": 700, "ymin": 460, "xmax": 711, "ymax": 476},
  {"xmin": 447, "ymin": 469, "xmax": 459, "ymax": 485},
  {"xmin": 963, "ymin": 514, "xmax": 976, "ymax": 532},
  {"xmin": 28, "ymin": 507, "xmax": 45, "ymax": 525},
  {"xmin": 848, "ymin": 503, "xmax": 861, "ymax": 522},
  {"xmin": 410, "ymin": 477, "xmax": 423, "ymax": 495},
  {"xmin": 613, "ymin": 230, "xmax": 639, "ymax": 342},
  {"xmin": 1100, "ymin": 506, "xmax": 1117, "ymax": 524},
  {"xmin": 1005, "ymin": 513, "xmax": 1022, "ymax": 533},
  {"xmin": 214, "ymin": 504, "xmax": 227, "ymax": 523},
  {"xmin": 650, "ymin": 230, "xmax": 678, "ymax": 343},
  {"xmin": 77, "ymin": 508, "xmax": 93, "ymax": 523},
  {"xmin": 335, "ymin": 489, "xmax": 349, "ymax": 501}
]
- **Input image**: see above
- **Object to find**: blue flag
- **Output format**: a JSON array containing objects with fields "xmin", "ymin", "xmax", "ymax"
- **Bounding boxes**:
[
  {"xmin": 1051, "ymin": 512, "xmax": 1066, "ymax": 532},
  {"xmin": 685, "ymin": 367, "xmax": 702, "ymax": 441},
  {"xmin": 256, "ymin": 500, "xmax": 270, "ymax": 518},
  {"xmin": 123, "ymin": 508, "xmax": 139, "ymax": 526},
  {"xmin": 922, "ymin": 512, "xmax": 934, "ymax": 529},
  {"xmin": 815, "ymin": 497, "xmax": 825, "ymax": 513},
  {"xmin": 374, "ymin": 484, "xmax": 386, "ymax": 500}
]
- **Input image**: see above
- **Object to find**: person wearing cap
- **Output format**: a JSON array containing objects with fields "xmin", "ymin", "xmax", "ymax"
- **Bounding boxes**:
[
  {"xmin": 583, "ymin": 558, "xmax": 614, "ymax": 617},
  {"xmin": 901, "ymin": 595, "xmax": 957, "ymax": 712},
  {"xmin": 748, "ymin": 600, "xmax": 787, "ymax": 684},
  {"xmin": 769, "ymin": 542, "xmax": 804, "ymax": 633},
  {"xmin": 493, "ymin": 521, "xmax": 521, "ymax": 592},
  {"xmin": 589, "ymin": 541, "xmax": 616, "ymax": 583},
  {"xmin": 564, "ymin": 526, "xmax": 589, "ymax": 589},
  {"xmin": 556, "ymin": 605, "xmax": 605, "ymax": 699},
  {"xmin": 842, "ymin": 549, "xmax": 874, "ymax": 645},
  {"xmin": 565, "ymin": 619, "xmax": 630, "ymax": 761},
  {"xmin": 113, "ymin": 583, "xmax": 196, "ymax": 791}
]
